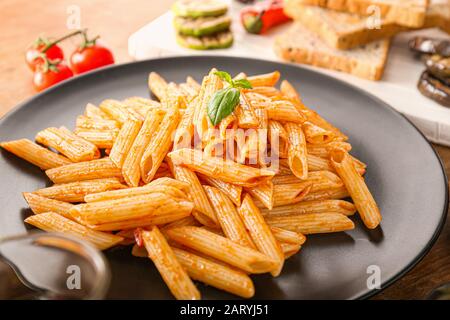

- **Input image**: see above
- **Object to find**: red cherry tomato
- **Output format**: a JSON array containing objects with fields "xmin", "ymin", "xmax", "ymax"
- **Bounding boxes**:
[
  {"xmin": 25, "ymin": 43, "xmax": 64, "ymax": 71},
  {"xmin": 33, "ymin": 62, "xmax": 73, "ymax": 92},
  {"xmin": 70, "ymin": 43, "xmax": 114, "ymax": 74}
]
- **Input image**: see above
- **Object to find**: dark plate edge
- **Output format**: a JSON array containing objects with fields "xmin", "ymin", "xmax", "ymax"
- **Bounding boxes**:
[{"xmin": 0, "ymin": 55, "xmax": 448, "ymax": 300}]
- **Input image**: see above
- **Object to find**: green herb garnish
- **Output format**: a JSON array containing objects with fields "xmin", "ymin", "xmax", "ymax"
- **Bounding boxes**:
[{"xmin": 207, "ymin": 71, "xmax": 253, "ymax": 126}]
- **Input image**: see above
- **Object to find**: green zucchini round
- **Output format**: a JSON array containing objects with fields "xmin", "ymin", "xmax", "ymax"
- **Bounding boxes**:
[
  {"xmin": 173, "ymin": 15, "xmax": 231, "ymax": 37},
  {"xmin": 172, "ymin": 0, "xmax": 228, "ymax": 18},
  {"xmin": 176, "ymin": 31, "xmax": 233, "ymax": 50}
]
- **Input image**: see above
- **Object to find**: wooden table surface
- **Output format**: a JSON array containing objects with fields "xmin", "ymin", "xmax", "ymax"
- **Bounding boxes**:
[{"xmin": 1, "ymin": 0, "xmax": 449, "ymax": 300}]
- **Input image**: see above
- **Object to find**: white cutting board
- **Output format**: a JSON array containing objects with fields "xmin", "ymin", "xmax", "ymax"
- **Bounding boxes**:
[{"xmin": 128, "ymin": 1, "xmax": 450, "ymax": 146}]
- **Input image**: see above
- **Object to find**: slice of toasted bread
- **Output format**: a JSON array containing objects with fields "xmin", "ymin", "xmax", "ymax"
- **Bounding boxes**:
[
  {"xmin": 285, "ymin": 0, "xmax": 406, "ymax": 49},
  {"xmin": 274, "ymin": 22, "xmax": 391, "ymax": 81},
  {"xmin": 288, "ymin": 0, "xmax": 429, "ymax": 27},
  {"xmin": 424, "ymin": 0, "xmax": 450, "ymax": 33}
]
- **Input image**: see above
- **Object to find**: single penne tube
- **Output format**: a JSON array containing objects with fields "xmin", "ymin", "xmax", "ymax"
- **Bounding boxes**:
[
  {"xmin": 170, "ymin": 165, "xmax": 218, "ymax": 227},
  {"xmin": 172, "ymin": 247, "xmax": 255, "ymax": 298},
  {"xmin": 234, "ymin": 93, "xmax": 259, "ymax": 129},
  {"xmin": 247, "ymin": 71, "xmax": 280, "ymax": 87},
  {"xmin": 254, "ymin": 107, "xmax": 269, "ymax": 130},
  {"xmin": 74, "ymin": 128, "xmax": 118, "ymax": 149},
  {"xmin": 204, "ymin": 186, "xmax": 255, "ymax": 249},
  {"xmin": 23, "ymin": 192, "xmax": 74, "ymax": 220},
  {"xmin": 173, "ymin": 97, "xmax": 196, "ymax": 150},
  {"xmin": 88, "ymin": 210, "xmax": 192, "ymax": 231},
  {"xmin": 302, "ymin": 186, "xmax": 350, "ymax": 202},
  {"xmin": 302, "ymin": 121, "xmax": 335, "ymax": 144},
  {"xmin": 302, "ymin": 108, "xmax": 348, "ymax": 141},
  {"xmin": 45, "ymin": 157, "xmax": 122, "ymax": 184},
  {"xmin": 140, "ymin": 227, "xmax": 200, "ymax": 300},
  {"xmin": 285, "ymin": 122, "xmax": 308, "ymax": 180},
  {"xmin": 140, "ymin": 107, "xmax": 181, "ymax": 183},
  {"xmin": 270, "ymin": 226, "xmax": 306, "ymax": 245},
  {"xmin": 196, "ymin": 71, "xmax": 223, "ymax": 142},
  {"xmin": 35, "ymin": 127, "xmax": 100, "ymax": 162},
  {"xmin": 0, "ymin": 139, "xmax": 72, "ymax": 169},
  {"xmin": 268, "ymin": 120, "xmax": 288, "ymax": 158},
  {"xmin": 122, "ymin": 109, "xmax": 165, "ymax": 186},
  {"xmin": 280, "ymin": 243, "xmax": 302, "ymax": 259},
  {"xmin": 109, "ymin": 118, "xmax": 143, "ymax": 168},
  {"xmin": 76, "ymin": 115, "xmax": 120, "ymax": 131},
  {"xmin": 307, "ymin": 154, "xmax": 334, "ymax": 172},
  {"xmin": 330, "ymin": 149, "xmax": 381, "ymax": 229},
  {"xmin": 238, "ymin": 194, "xmax": 284, "ymax": 276},
  {"xmin": 265, "ymin": 100, "xmax": 306, "ymax": 123},
  {"xmin": 265, "ymin": 213, "xmax": 355, "ymax": 234},
  {"xmin": 165, "ymin": 226, "xmax": 277, "ymax": 274},
  {"xmin": 280, "ymin": 80, "xmax": 302, "ymax": 105},
  {"xmin": 148, "ymin": 72, "xmax": 169, "ymax": 101},
  {"xmin": 99, "ymin": 99, "xmax": 137, "ymax": 124},
  {"xmin": 70, "ymin": 193, "xmax": 193, "ymax": 225},
  {"xmin": 84, "ymin": 103, "xmax": 111, "ymax": 120},
  {"xmin": 273, "ymin": 171, "xmax": 343, "ymax": 192},
  {"xmin": 198, "ymin": 174, "xmax": 242, "ymax": 206},
  {"xmin": 168, "ymin": 148, "xmax": 275, "ymax": 187},
  {"xmin": 33, "ymin": 178, "xmax": 126, "ymax": 203},
  {"xmin": 123, "ymin": 97, "xmax": 162, "ymax": 109},
  {"xmin": 273, "ymin": 181, "xmax": 312, "ymax": 207},
  {"xmin": 147, "ymin": 176, "xmax": 190, "ymax": 191},
  {"xmin": 84, "ymin": 184, "xmax": 188, "ymax": 203},
  {"xmin": 260, "ymin": 200, "xmax": 356, "ymax": 217},
  {"xmin": 25, "ymin": 212, "xmax": 123, "ymax": 250},
  {"xmin": 245, "ymin": 180, "xmax": 274, "ymax": 210}
]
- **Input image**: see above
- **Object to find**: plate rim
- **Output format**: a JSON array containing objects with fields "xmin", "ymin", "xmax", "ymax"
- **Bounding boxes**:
[{"xmin": 1, "ymin": 55, "xmax": 448, "ymax": 300}]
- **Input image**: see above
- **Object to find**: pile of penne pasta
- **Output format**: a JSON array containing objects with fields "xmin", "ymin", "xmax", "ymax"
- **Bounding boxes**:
[{"xmin": 0, "ymin": 68, "xmax": 381, "ymax": 299}]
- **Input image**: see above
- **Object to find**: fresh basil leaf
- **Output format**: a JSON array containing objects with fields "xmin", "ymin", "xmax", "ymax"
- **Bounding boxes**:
[
  {"xmin": 233, "ymin": 79, "xmax": 253, "ymax": 89},
  {"xmin": 208, "ymin": 87, "xmax": 241, "ymax": 126},
  {"xmin": 214, "ymin": 71, "xmax": 233, "ymax": 85}
]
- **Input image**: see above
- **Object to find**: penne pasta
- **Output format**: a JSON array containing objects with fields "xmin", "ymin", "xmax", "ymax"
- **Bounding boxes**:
[
  {"xmin": 260, "ymin": 200, "xmax": 356, "ymax": 217},
  {"xmin": 234, "ymin": 93, "xmax": 259, "ymax": 129},
  {"xmin": 140, "ymin": 227, "xmax": 200, "ymax": 300},
  {"xmin": 35, "ymin": 126, "xmax": 100, "ymax": 162},
  {"xmin": 173, "ymin": 97, "xmax": 196, "ymax": 150},
  {"xmin": 204, "ymin": 186, "xmax": 255, "ymax": 249},
  {"xmin": 76, "ymin": 115, "xmax": 120, "ymax": 131},
  {"xmin": 0, "ymin": 139, "xmax": 72, "ymax": 169},
  {"xmin": 25, "ymin": 212, "xmax": 123, "ymax": 250},
  {"xmin": 330, "ymin": 149, "xmax": 381, "ymax": 229},
  {"xmin": 268, "ymin": 120, "xmax": 288, "ymax": 158},
  {"xmin": 45, "ymin": 157, "xmax": 122, "ymax": 184},
  {"xmin": 148, "ymin": 72, "xmax": 169, "ymax": 101},
  {"xmin": 246, "ymin": 180, "xmax": 274, "ymax": 210},
  {"xmin": 170, "ymin": 164, "xmax": 218, "ymax": 227},
  {"xmin": 22, "ymin": 192, "xmax": 74, "ymax": 220},
  {"xmin": 99, "ymin": 99, "xmax": 138, "ymax": 124},
  {"xmin": 247, "ymin": 71, "xmax": 280, "ymax": 87},
  {"xmin": 307, "ymin": 141, "xmax": 352, "ymax": 158},
  {"xmin": 270, "ymin": 226, "xmax": 306, "ymax": 245},
  {"xmin": 265, "ymin": 213, "xmax": 355, "ymax": 234},
  {"xmin": 280, "ymin": 80, "xmax": 302, "ymax": 105},
  {"xmin": 238, "ymin": 194, "xmax": 284, "ymax": 276},
  {"xmin": 168, "ymin": 148, "xmax": 275, "ymax": 187},
  {"xmin": 84, "ymin": 103, "xmax": 111, "ymax": 120},
  {"xmin": 273, "ymin": 182, "xmax": 313, "ymax": 207},
  {"xmin": 165, "ymin": 226, "xmax": 278, "ymax": 274},
  {"xmin": 281, "ymin": 243, "xmax": 302, "ymax": 259},
  {"xmin": 70, "ymin": 193, "xmax": 193, "ymax": 225},
  {"xmin": 285, "ymin": 122, "xmax": 308, "ymax": 180},
  {"xmin": 198, "ymin": 174, "xmax": 242, "ymax": 206},
  {"xmin": 74, "ymin": 128, "xmax": 118, "ymax": 149},
  {"xmin": 109, "ymin": 118, "xmax": 143, "ymax": 168},
  {"xmin": 33, "ymin": 178, "xmax": 126, "ymax": 203},
  {"xmin": 265, "ymin": 100, "xmax": 306, "ymax": 123},
  {"xmin": 122, "ymin": 109, "xmax": 165, "ymax": 186},
  {"xmin": 172, "ymin": 247, "xmax": 255, "ymax": 298},
  {"xmin": 140, "ymin": 106, "xmax": 181, "ymax": 183},
  {"xmin": 302, "ymin": 186, "xmax": 350, "ymax": 202},
  {"xmin": 302, "ymin": 121, "xmax": 335, "ymax": 144}
]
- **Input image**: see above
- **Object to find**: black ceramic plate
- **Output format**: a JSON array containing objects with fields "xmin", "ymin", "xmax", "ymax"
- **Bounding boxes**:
[{"xmin": 0, "ymin": 56, "xmax": 447, "ymax": 300}]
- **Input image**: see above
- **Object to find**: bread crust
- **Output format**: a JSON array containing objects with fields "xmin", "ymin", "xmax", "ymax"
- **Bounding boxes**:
[
  {"xmin": 287, "ymin": 0, "xmax": 429, "ymax": 27},
  {"xmin": 274, "ymin": 23, "xmax": 391, "ymax": 81}
]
